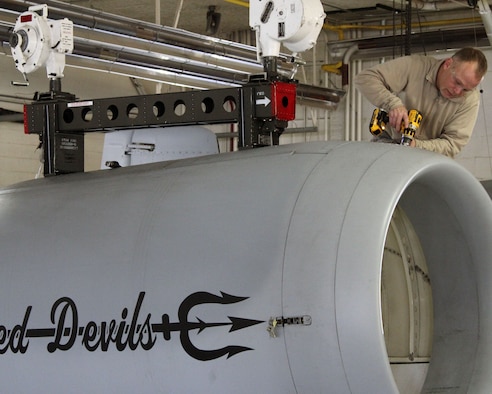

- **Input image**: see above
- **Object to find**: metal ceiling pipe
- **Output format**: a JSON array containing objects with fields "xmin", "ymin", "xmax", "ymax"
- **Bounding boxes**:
[
  {"xmin": 0, "ymin": 23, "xmax": 345, "ymax": 108},
  {"xmin": 0, "ymin": 7, "xmax": 263, "ymax": 78},
  {"xmin": 413, "ymin": 0, "xmax": 474, "ymax": 11},
  {"xmin": 0, "ymin": 0, "xmax": 296, "ymax": 69},
  {"xmin": 328, "ymin": 27, "xmax": 488, "ymax": 61},
  {"xmin": 72, "ymin": 38, "xmax": 251, "ymax": 85},
  {"xmin": 295, "ymin": 83, "xmax": 345, "ymax": 110},
  {"xmin": 0, "ymin": 22, "xmax": 249, "ymax": 86},
  {"xmin": 70, "ymin": 23, "xmax": 265, "ymax": 75},
  {"xmin": 0, "ymin": 2, "xmax": 346, "ymax": 108},
  {"xmin": 67, "ymin": 56, "xmax": 241, "ymax": 91},
  {"xmin": 0, "ymin": 9, "xmax": 259, "ymax": 91}
]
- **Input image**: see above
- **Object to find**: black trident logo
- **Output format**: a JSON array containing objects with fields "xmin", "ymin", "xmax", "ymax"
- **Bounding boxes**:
[{"xmin": 153, "ymin": 291, "xmax": 264, "ymax": 361}]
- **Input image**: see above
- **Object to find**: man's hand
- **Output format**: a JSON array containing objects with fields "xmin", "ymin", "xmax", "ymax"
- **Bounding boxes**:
[{"xmin": 389, "ymin": 106, "xmax": 409, "ymax": 131}]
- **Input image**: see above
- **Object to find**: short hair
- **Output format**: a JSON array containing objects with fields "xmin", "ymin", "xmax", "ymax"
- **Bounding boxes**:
[{"xmin": 452, "ymin": 47, "xmax": 488, "ymax": 78}]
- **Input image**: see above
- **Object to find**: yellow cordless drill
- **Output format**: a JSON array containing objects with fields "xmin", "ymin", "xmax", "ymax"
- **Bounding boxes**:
[
  {"xmin": 369, "ymin": 108, "xmax": 390, "ymax": 136},
  {"xmin": 369, "ymin": 108, "xmax": 423, "ymax": 146}
]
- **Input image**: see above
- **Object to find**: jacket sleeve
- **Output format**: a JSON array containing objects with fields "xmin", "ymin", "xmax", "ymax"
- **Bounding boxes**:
[
  {"xmin": 415, "ymin": 94, "xmax": 480, "ymax": 158},
  {"xmin": 353, "ymin": 56, "xmax": 415, "ymax": 111}
]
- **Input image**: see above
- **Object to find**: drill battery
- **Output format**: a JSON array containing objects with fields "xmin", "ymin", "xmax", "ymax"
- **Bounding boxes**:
[{"xmin": 369, "ymin": 108, "xmax": 389, "ymax": 136}]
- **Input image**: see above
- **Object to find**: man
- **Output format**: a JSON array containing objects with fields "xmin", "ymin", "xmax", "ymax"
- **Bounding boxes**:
[{"xmin": 354, "ymin": 47, "xmax": 487, "ymax": 157}]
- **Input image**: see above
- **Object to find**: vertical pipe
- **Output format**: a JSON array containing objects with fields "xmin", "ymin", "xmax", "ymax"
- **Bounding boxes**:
[
  {"xmin": 478, "ymin": 0, "xmax": 492, "ymax": 46},
  {"xmin": 155, "ymin": 0, "xmax": 161, "ymax": 25},
  {"xmin": 355, "ymin": 27, "xmax": 362, "ymax": 142},
  {"xmin": 405, "ymin": 0, "xmax": 412, "ymax": 56},
  {"xmin": 343, "ymin": 44, "xmax": 359, "ymax": 141},
  {"xmin": 344, "ymin": 83, "xmax": 351, "ymax": 141},
  {"xmin": 173, "ymin": 0, "xmax": 184, "ymax": 28},
  {"xmin": 356, "ymin": 59, "xmax": 362, "ymax": 141},
  {"xmin": 311, "ymin": 43, "xmax": 318, "ymax": 131},
  {"xmin": 323, "ymin": 31, "xmax": 330, "ymax": 141},
  {"xmin": 350, "ymin": 63, "xmax": 356, "ymax": 141},
  {"xmin": 350, "ymin": 29, "xmax": 356, "ymax": 143}
]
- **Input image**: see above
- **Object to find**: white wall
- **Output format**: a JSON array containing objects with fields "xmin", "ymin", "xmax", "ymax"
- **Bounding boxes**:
[
  {"xmin": 0, "ymin": 122, "xmax": 40, "ymax": 186},
  {"xmin": 0, "ymin": 123, "xmax": 104, "ymax": 187}
]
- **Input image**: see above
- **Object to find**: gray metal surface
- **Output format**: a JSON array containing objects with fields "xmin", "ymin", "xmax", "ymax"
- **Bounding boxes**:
[{"xmin": 0, "ymin": 141, "xmax": 492, "ymax": 393}]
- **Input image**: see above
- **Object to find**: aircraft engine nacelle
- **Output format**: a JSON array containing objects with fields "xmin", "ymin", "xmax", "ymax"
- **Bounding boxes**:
[{"xmin": 0, "ymin": 141, "xmax": 491, "ymax": 393}]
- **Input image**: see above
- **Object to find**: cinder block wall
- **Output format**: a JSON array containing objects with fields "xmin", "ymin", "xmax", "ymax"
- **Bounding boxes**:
[
  {"xmin": 0, "ymin": 123, "xmax": 41, "ymax": 186},
  {"xmin": 0, "ymin": 123, "xmax": 104, "ymax": 188}
]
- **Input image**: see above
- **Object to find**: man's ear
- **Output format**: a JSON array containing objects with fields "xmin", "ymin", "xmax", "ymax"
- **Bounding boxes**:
[{"xmin": 443, "ymin": 57, "xmax": 453, "ymax": 69}]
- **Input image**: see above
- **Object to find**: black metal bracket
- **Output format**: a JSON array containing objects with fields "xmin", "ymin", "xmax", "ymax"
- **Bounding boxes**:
[{"xmin": 24, "ymin": 79, "xmax": 297, "ymax": 176}]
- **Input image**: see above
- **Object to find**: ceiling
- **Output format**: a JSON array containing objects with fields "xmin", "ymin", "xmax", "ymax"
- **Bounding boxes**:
[
  {"xmin": 53, "ymin": 0, "xmax": 477, "ymax": 38},
  {"xmin": 0, "ymin": 0, "xmax": 487, "ymax": 113}
]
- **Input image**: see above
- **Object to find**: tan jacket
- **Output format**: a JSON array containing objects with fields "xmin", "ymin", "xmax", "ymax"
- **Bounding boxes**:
[{"xmin": 354, "ymin": 55, "xmax": 481, "ymax": 157}]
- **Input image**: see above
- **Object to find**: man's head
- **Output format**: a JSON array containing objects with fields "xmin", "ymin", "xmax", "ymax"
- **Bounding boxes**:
[{"xmin": 437, "ymin": 47, "xmax": 488, "ymax": 99}]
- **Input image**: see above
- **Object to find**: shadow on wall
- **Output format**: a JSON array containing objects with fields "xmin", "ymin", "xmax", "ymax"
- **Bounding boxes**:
[{"xmin": 482, "ymin": 180, "xmax": 492, "ymax": 198}]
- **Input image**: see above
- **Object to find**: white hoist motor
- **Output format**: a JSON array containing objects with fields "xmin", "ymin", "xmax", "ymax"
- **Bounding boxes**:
[
  {"xmin": 249, "ymin": 0, "xmax": 325, "ymax": 59},
  {"xmin": 10, "ymin": 4, "xmax": 73, "ymax": 81}
]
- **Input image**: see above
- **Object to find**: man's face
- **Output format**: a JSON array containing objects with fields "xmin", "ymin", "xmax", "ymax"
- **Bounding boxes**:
[{"xmin": 438, "ymin": 58, "xmax": 482, "ymax": 99}]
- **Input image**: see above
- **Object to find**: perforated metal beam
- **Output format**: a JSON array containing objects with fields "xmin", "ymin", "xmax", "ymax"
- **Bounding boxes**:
[{"xmin": 24, "ymin": 81, "xmax": 297, "ymax": 175}]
